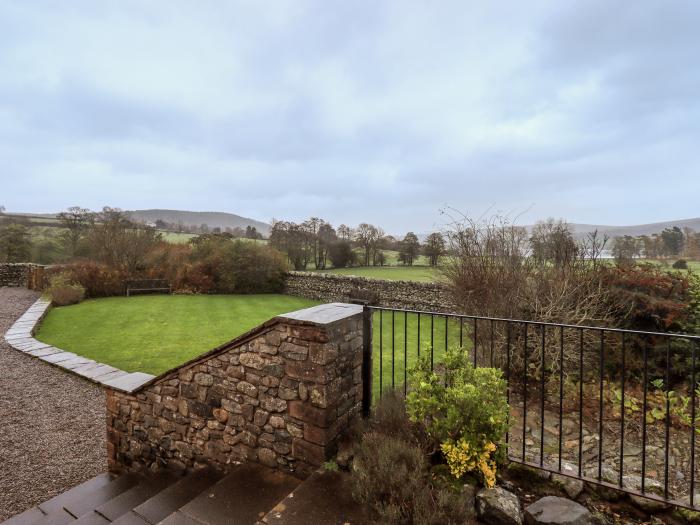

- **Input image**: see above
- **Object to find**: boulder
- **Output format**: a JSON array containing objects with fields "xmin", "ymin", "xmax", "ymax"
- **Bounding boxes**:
[
  {"xmin": 524, "ymin": 496, "xmax": 594, "ymax": 525},
  {"xmin": 476, "ymin": 487, "xmax": 523, "ymax": 525},
  {"xmin": 621, "ymin": 475, "xmax": 670, "ymax": 512},
  {"xmin": 551, "ymin": 461, "xmax": 585, "ymax": 499}
]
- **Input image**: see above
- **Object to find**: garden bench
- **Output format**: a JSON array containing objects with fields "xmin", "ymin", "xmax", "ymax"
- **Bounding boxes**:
[{"xmin": 125, "ymin": 279, "xmax": 171, "ymax": 296}]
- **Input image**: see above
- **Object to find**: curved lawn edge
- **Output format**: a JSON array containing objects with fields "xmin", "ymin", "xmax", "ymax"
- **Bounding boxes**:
[
  {"xmin": 34, "ymin": 295, "xmax": 320, "ymax": 376},
  {"xmin": 3, "ymin": 297, "xmax": 155, "ymax": 393}
]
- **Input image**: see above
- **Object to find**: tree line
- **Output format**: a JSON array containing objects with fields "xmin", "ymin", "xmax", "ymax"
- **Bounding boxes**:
[
  {"xmin": 611, "ymin": 226, "xmax": 700, "ymax": 263},
  {"xmin": 268, "ymin": 218, "xmax": 446, "ymax": 270}
]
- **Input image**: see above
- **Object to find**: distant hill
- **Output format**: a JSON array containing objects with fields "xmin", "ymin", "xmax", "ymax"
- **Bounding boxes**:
[
  {"xmin": 562, "ymin": 218, "xmax": 700, "ymax": 239},
  {"xmin": 128, "ymin": 209, "xmax": 270, "ymax": 235}
]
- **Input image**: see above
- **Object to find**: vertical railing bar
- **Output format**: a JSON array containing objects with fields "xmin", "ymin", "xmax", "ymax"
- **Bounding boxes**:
[
  {"xmin": 664, "ymin": 338, "xmax": 671, "ymax": 499},
  {"xmin": 403, "ymin": 311, "xmax": 408, "ymax": 396},
  {"xmin": 578, "ymin": 328, "xmax": 584, "ymax": 477},
  {"xmin": 558, "ymin": 325, "xmax": 564, "ymax": 471},
  {"xmin": 391, "ymin": 310, "xmax": 395, "ymax": 390},
  {"xmin": 540, "ymin": 324, "xmax": 545, "ymax": 467},
  {"xmin": 523, "ymin": 323, "xmax": 528, "ymax": 462},
  {"xmin": 490, "ymin": 319, "xmax": 495, "ymax": 367},
  {"xmin": 474, "ymin": 318, "xmax": 478, "ymax": 367},
  {"xmin": 619, "ymin": 332, "xmax": 626, "ymax": 487},
  {"xmin": 506, "ymin": 322, "xmax": 511, "ymax": 447},
  {"xmin": 598, "ymin": 330, "xmax": 604, "ymax": 482},
  {"xmin": 417, "ymin": 312, "xmax": 421, "ymax": 358},
  {"xmin": 430, "ymin": 314, "xmax": 434, "ymax": 371},
  {"xmin": 460, "ymin": 317, "xmax": 464, "ymax": 348},
  {"xmin": 379, "ymin": 309, "xmax": 383, "ymax": 399},
  {"xmin": 444, "ymin": 314, "xmax": 449, "ymax": 358},
  {"xmin": 361, "ymin": 306, "xmax": 372, "ymax": 417},
  {"xmin": 642, "ymin": 340, "xmax": 648, "ymax": 494},
  {"xmin": 691, "ymin": 342, "xmax": 697, "ymax": 508}
]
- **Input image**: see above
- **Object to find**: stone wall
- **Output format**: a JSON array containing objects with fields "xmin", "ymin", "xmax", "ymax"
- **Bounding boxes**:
[
  {"xmin": 105, "ymin": 303, "xmax": 364, "ymax": 479},
  {"xmin": 0, "ymin": 263, "xmax": 44, "ymax": 289},
  {"xmin": 284, "ymin": 271, "xmax": 458, "ymax": 312}
]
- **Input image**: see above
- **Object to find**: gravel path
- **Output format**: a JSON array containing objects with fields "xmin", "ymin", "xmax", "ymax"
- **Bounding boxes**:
[{"xmin": 0, "ymin": 288, "xmax": 107, "ymax": 521}]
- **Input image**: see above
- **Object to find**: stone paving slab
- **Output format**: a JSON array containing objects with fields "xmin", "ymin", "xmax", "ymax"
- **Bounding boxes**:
[{"xmin": 3, "ymin": 297, "xmax": 154, "ymax": 393}]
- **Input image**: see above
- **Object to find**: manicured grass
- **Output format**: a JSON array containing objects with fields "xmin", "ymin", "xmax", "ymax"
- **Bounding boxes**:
[
  {"xmin": 372, "ymin": 311, "xmax": 471, "ymax": 400},
  {"xmin": 315, "ymin": 265, "xmax": 442, "ymax": 283},
  {"xmin": 35, "ymin": 295, "xmax": 320, "ymax": 375}
]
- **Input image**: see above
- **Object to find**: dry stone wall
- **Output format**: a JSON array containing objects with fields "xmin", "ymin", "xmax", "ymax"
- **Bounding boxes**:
[
  {"xmin": 0, "ymin": 263, "xmax": 43, "ymax": 288},
  {"xmin": 284, "ymin": 271, "xmax": 458, "ymax": 312},
  {"xmin": 105, "ymin": 303, "xmax": 364, "ymax": 479}
]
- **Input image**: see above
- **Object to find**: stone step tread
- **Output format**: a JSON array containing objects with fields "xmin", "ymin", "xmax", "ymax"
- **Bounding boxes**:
[
  {"xmin": 38, "ymin": 473, "xmax": 116, "ymax": 515},
  {"xmin": 94, "ymin": 472, "xmax": 179, "ymax": 522},
  {"xmin": 131, "ymin": 468, "xmax": 225, "ymax": 525},
  {"xmin": 28, "ymin": 510, "xmax": 75, "ymax": 525},
  {"xmin": 157, "ymin": 512, "xmax": 203, "ymax": 525},
  {"xmin": 63, "ymin": 473, "xmax": 144, "ymax": 519},
  {"xmin": 70, "ymin": 512, "xmax": 110, "ymax": 525},
  {"xmin": 178, "ymin": 463, "xmax": 301, "ymax": 525},
  {"xmin": 257, "ymin": 469, "xmax": 368, "ymax": 525},
  {"xmin": 105, "ymin": 511, "xmax": 149, "ymax": 525}
]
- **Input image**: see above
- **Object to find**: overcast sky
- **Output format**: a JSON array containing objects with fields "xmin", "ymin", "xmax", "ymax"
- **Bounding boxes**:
[{"xmin": 1, "ymin": 1, "xmax": 698, "ymax": 233}]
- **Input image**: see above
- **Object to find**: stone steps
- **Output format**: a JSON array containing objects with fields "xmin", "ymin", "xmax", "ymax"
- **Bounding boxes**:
[{"xmin": 1, "ymin": 464, "xmax": 305, "ymax": 525}]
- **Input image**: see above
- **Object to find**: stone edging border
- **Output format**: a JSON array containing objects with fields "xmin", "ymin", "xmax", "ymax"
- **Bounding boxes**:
[{"xmin": 3, "ymin": 297, "xmax": 154, "ymax": 393}]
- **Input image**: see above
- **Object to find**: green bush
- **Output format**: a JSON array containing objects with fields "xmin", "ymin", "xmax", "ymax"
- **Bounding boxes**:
[
  {"xmin": 406, "ymin": 346, "xmax": 508, "ymax": 487},
  {"xmin": 47, "ymin": 273, "xmax": 85, "ymax": 306},
  {"xmin": 186, "ymin": 235, "xmax": 287, "ymax": 293},
  {"xmin": 350, "ymin": 392, "xmax": 474, "ymax": 524},
  {"xmin": 673, "ymin": 259, "xmax": 689, "ymax": 270}
]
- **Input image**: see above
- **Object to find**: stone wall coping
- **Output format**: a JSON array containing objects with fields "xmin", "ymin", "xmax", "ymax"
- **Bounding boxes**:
[
  {"xmin": 276, "ymin": 302, "xmax": 363, "ymax": 325},
  {"xmin": 3, "ymin": 297, "xmax": 155, "ymax": 393}
]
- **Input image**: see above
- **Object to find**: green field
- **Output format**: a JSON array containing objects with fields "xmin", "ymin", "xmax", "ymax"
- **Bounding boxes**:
[
  {"xmin": 315, "ymin": 265, "xmax": 442, "ymax": 282},
  {"xmin": 35, "ymin": 295, "xmax": 319, "ymax": 375},
  {"xmin": 372, "ymin": 310, "xmax": 470, "ymax": 400}
]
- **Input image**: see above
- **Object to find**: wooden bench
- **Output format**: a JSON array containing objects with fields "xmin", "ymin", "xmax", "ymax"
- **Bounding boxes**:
[{"xmin": 125, "ymin": 279, "xmax": 171, "ymax": 297}]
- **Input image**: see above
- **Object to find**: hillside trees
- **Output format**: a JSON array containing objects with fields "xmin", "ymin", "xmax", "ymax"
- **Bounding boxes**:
[
  {"xmin": 423, "ymin": 232, "xmax": 445, "ymax": 266},
  {"xmin": 0, "ymin": 223, "xmax": 32, "ymax": 262},
  {"xmin": 86, "ymin": 207, "xmax": 162, "ymax": 273},
  {"xmin": 398, "ymin": 232, "xmax": 421, "ymax": 266},
  {"xmin": 57, "ymin": 206, "xmax": 94, "ymax": 258}
]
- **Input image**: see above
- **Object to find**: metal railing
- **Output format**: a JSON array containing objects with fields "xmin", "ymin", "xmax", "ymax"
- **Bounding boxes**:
[{"xmin": 362, "ymin": 305, "xmax": 700, "ymax": 511}]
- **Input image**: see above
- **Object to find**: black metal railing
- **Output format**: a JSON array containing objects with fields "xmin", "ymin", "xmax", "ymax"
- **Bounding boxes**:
[{"xmin": 362, "ymin": 305, "xmax": 700, "ymax": 511}]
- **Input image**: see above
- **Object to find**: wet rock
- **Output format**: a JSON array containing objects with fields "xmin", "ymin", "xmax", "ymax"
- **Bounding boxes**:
[
  {"xmin": 476, "ymin": 487, "xmax": 523, "ymax": 525},
  {"xmin": 551, "ymin": 461, "xmax": 584, "ymax": 499},
  {"xmin": 524, "ymin": 496, "xmax": 594, "ymax": 525},
  {"xmin": 622, "ymin": 475, "xmax": 670, "ymax": 512}
]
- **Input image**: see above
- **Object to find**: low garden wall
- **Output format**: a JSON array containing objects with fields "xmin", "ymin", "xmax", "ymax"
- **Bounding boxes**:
[
  {"xmin": 105, "ymin": 303, "xmax": 364, "ymax": 479},
  {"xmin": 0, "ymin": 263, "xmax": 45, "ymax": 289},
  {"xmin": 284, "ymin": 271, "xmax": 458, "ymax": 312}
]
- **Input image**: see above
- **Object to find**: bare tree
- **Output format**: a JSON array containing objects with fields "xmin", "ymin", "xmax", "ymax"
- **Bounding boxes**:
[{"xmin": 57, "ymin": 206, "xmax": 95, "ymax": 258}]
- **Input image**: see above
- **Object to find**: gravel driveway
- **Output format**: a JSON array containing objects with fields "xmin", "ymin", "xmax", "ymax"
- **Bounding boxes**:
[{"xmin": 0, "ymin": 287, "xmax": 106, "ymax": 521}]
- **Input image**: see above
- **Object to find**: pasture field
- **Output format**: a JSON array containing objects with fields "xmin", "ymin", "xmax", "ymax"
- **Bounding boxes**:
[
  {"xmin": 314, "ymin": 265, "xmax": 441, "ymax": 282},
  {"xmin": 35, "ymin": 294, "xmax": 319, "ymax": 375}
]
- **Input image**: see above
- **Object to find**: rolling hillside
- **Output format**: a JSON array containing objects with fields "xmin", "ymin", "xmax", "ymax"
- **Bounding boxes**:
[{"xmin": 127, "ymin": 209, "xmax": 270, "ymax": 234}]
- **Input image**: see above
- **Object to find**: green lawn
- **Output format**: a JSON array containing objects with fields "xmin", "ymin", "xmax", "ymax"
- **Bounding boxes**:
[
  {"xmin": 372, "ymin": 310, "xmax": 471, "ymax": 400},
  {"xmin": 34, "ymin": 295, "xmax": 473, "ymax": 399},
  {"xmin": 35, "ymin": 295, "xmax": 319, "ymax": 375},
  {"xmin": 315, "ymin": 265, "xmax": 442, "ymax": 283}
]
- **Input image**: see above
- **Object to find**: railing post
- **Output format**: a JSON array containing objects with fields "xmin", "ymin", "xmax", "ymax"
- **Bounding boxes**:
[{"xmin": 362, "ymin": 304, "xmax": 373, "ymax": 417}]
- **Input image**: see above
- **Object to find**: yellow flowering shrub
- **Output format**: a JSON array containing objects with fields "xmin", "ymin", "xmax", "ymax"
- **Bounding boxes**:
[
  {"xmin": 441, "ymin": 439, "xmax": 498, "ymax": 487},
  {"xmin": 407, "ymin": 346, "xmax": 508, "ymax": 487}
]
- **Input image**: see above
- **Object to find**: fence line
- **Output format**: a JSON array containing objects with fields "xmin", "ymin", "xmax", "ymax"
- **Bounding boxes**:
[{"xmin": 362, "ymin": 305, "xmax": 700, "ymax": 511}]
